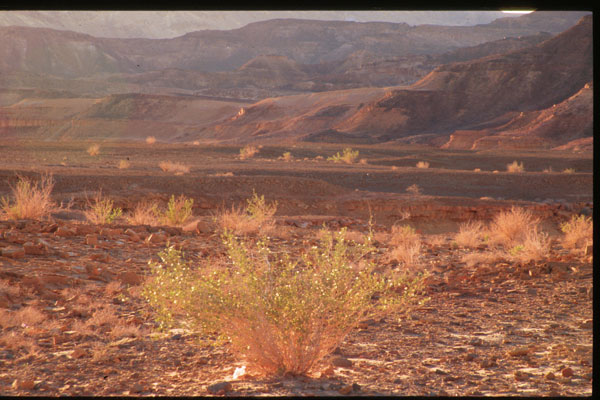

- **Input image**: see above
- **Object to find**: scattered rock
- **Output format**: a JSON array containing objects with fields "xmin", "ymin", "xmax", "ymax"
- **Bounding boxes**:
[
  {"xmin": 579, "ymin": 319, "xmax": 593, "ymax": 329},
  {"xmin": 118, "ymin": 271, "xmax": 143, "ymax": 286},
  {"xmin": 70, "ymin": 348, "xmax": 89, "ymax": 359},
  {"xmin": 338, "ymin": 384, "xmax": 353, "ymax": 395},
  {"xmin": 55, "ymin": 226, "xmax": 76, "ymax": 237},
  {"xmin": 465, "ymin": 353, "xmax": 477, "ymax": 361},
  {"xmin": 207, "ymin": 381, "xmax": 232, "ymax": 394},
  {"xmin": 145, "ymin": 232, "xmax": 167, "ymax": 245},
  {"xmin": 86, "ymin": 234, "xmax": 99, "ymax": 246},
  {"xmin": 23, "ymin": 241, "xmax": 47, "ymax": 255},
  {"xmin": 331, "ymin": 356, "xmax": 353, "ymax": 368},
  {"xmin": 12, "ymin": 379, "xmax": 36, "ymax": 390},
  {"xmin": 508, "ymin": 347, "xmax": 531, "ymax": 357},
  {"xmin": 561, "ymin": 367, "xmax": 574, "ymax": 378},
  {"xmin": 1, "ymin": 246, "xmax": 25, "ymax": 259},
  {"xmin": 545, "ymin": 372, "xmax": 556, "ymax": 380},
  {"xmin": 130, "ymin": 382, "xmax": 145, "ymax": 393},
  {"xmin": 514, "ymin": 371, "xmax": 530, "ymax": 381}
]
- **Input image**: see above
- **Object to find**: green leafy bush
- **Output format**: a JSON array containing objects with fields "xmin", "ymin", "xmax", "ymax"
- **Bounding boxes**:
[
  {"xmin": 143, "ymin": 228, "xmax": 428, "ymax": 376},
  {"xmin": 154, "ymin": 194, "xmax": 194, "ymax": 226},
  {"xmin": 85, "ymin": 193, "xmax": 122, "ymax": 224}
]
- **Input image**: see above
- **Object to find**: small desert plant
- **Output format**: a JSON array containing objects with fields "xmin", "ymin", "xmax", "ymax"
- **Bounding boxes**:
[
  {"xmin": 488, "ymin": 206, "xmax": 539, "ymax": 247},
  {"xmin": 563, "ymin": 168, "xmax": 575, "ymax": 174},
  {"xmin": 85, "ymin": 192, "xmax": 122, "ymax": 225},
  {"xmin": 473, "ymin": 168, "xmax": 481, "ymax": 172},
  {"xmin": 455, "ymin": 220, "xmax": 485, "ymax": 248},
  {"xmin": 507, "ymin": 228, "xmax": 550, "ymax": 263},
  {"xmin": 327, "ymin": 148, "xmax": 359, "ymax": 164},
  {"xmin": 217, "ymin": 191, "xmax": 277, "ymax": 235},
  {"xmin": 560, "ymin": 215, "xmax": 593, "ymax": 250},
  {"xmin": 416, "ymin": 161, "xmax": 430, "ymax": 169},
  {"xmin": 543, "ymin": 167, "xmax": 554, "ymax": 173},
  {"xmin": 159, "ymin": 161, "xmax": 190, "ymax": 175},
  {"xmin": 146, "ymin": 136, "xmax": 156, "ymax": 145},
  {"xmin": 155, "ymin": 195, "xmax": 194, "ymax": 226},
  {"xmin": 506, "ymin": 160, "xmax": 524, "ymax": 173},
  {"xmin": 388, "ymin": 225, "xmax": 421, "ymax": 266},
  {"xmin": 389, "ymin": 225, "xmax": 419, "ymax": 247},
  {"xmin": 280, "ymin": 152, "xmax": 293, "ymax": 162},
  {"xmin": 142, "ymin": 229, "xmax": 428, "ymax": 376},
  {"xmin": 118, "ymin": 159, "xmax": 130, "ymax": 169},
  {"xmin": 359, "ymin": 158, "xmax": 368, "ymax": 165},
  {"xmin": 87, "ymin": 144, "xmax": 100, "ymax": 156},
  {"xmin": 406, "ymin": 184, "xmax": 422, "ymax": 196},
  {"xmin": 1, "ymin": 174, "xmax": 55, "ymax": 220},
  {"xmin": 239, "ymin": 145, "xmax": 259, "ymax": 160},
  {"xmin": 127, "ymin": 200, "xmax": 160, "ymax": 226}
]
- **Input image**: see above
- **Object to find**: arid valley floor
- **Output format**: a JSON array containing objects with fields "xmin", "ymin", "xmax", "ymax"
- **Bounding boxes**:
[{"xmin": 0, "ymin": 139, "xmax": 593, "ymax": 396}]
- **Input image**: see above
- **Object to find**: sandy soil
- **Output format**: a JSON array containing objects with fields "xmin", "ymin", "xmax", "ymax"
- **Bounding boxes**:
[{"xmin": 0, "ymin": 140, "xmax": 593, "ymax": 396}]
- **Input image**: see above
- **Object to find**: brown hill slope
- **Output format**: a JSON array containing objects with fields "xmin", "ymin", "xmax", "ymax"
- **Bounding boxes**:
[{"xmin": 205, "ymin": 15, "xmax": 591, "ymax": 148}]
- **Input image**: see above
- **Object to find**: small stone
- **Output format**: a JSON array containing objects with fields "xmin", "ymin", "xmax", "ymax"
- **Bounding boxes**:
[
  {"xmin": 465, "ymin": 353, "xmax": 477, "ymax": 361},
  {"xmin": 118, "ymin": 271, "xmax": 143, "ymax": 286},
  {"xmin": 12, "ymin": 379, "xmax": 36, "ymax": 390},
  {"xmin": 508, "ymin": 347, "xmax": 530, "ymax": 357},
  {"xmin": 352, "ymin": 383, "xmax": 361, "ymax": 392},
  {"xmin": 338, "ymin": 384, "xmax": 353, "ymax": 395},
  {"xmin": 320, "ymin": 365, "xmax": 335, "ymax": 378},
  {"xmin": 145, "ymin": 233, "xmax": 167, "ymax": 245},
  {"xmin": 23, "ymin": 241, "xmax": 47, "ymax": 255},
  {"xmin": 545, "ymin": 372, "xmax": 556, "ymax": 380},
  {"xmin": 514, "ymin": 371, "xmax": 530, "ymax": 381},
  {"xmin": 55, "ymin": 226, "xmax": 76, "ymax": 237},
  {"xmin": 71, "ymin": 347, "xmax": 88, "ymax": 359},
  {"xmin": 85, "ymin": 234, "xmax": 99, "ymax": 246},
  {"xmin": 579, "ymin": 319, "xmax": 593, "ymax": 329},
  {"xmin": 1, "ymin": 247, "xmax": 25, "ymax": 259},
  {"xmin": 131, "ymin": 383, "xmax": 145, "ymax": 393},
  {"xmin": 90, "ymin": 253, "xmax": 110, "ymax": 262},
  {"xmin": 561, "ymin": 367, "xmax": 574, "ymax": 378},
  {"xmin": 331, "ymin": 356, "xmax": 353, "ymax": 368},
  {"xmin": 207, "ymin": 381, "xmax": 232, "ymax": 394}
]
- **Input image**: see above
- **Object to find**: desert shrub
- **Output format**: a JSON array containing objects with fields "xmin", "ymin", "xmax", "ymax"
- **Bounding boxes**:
[
  {"xmin": 143, "ymin": 229, "xmax": 428, "ymax": 376},
  {"xmin": 388, "ymin": 225, "xmax": 421, "ymax": 266},
  {"xmin": 389, "ymin": 225, "xmax": 418, "ymax": 247},
  {"xmin": 127, "ymin": 200, "xmax": 160, "ymax": 226},
  {"xmin": 507, "ymin": 228, "xmax": 550, "ymax": 263},
  {"xmin": 455, "ymin": 220, "xmax": 485, "ymax": 248},
  {"xmin": 560, "ymin": 215, "xmax": 592, "ymax": 250},
  {"xmin": 488, "ymin": 206, "xmax": 539, "ymax": 247},
  {"xmin": 118, "ymin": 159, "xmax": 130, "ymax": 169},
  {"xmin": 87, "ymin": 144, "xmax": 100, "ymax": 156},
  {"xmin": 359, "ymin": 158, "xmax": 368, "ymax": 165},
  {"xmin": 563, "ymin": 168, "xmax": 575, "ymax": 174},
  {"xmin": 416, "ymin": 161, "xmax": 430, "ymax": 169},
  {"xmin": 1, "ymin": 174, "xmax": 55, "ymax": 220},
  {"xmin": 543, "ymin": 167, "xmax": 554, "ymax": 173},
  {"xmin": 327, "ymin": 148, "xmax": 359, "ymax": 164},
  {"xmin": 239, "ymin": 145, "xmax": 259, "ymax": 160},
  {"xmin": 506, "ymin": 160, "xmax": 524, "ymax": 173},
  {"xmin": 146, "ymin": 136, "xmax": 156, "ymax": 145},
  {"xmin": 405, "ymin": 184, "xmax": 422, "ymax": 196},
  {"xmin": 280, "ymin": 152, "xmax": 293, "ymax": 162},
  {"xmin": 217, "ymin": 191, "xmax": 277, "ymax": 235},
  {"xmin": 85, "ymin": 193, "xmax": 122, "ymax": 225},
  {"xmin": 159, "ymin": 161, "xmax": 190, "ymax": 175},
  {"xmin": 156, "ymin": 194, "xmax": 194, "ymax": 226}
]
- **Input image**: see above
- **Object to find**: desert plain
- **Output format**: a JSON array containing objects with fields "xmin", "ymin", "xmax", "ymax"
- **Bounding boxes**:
[{"xmin": 0, "ymin": 138, "xmax": 593, "ymax": 396}]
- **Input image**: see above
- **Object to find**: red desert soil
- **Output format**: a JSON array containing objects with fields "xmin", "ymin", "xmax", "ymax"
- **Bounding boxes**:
[{"xmin": 0, "ymin": 140, "xmax": 593, "ymax": 396}]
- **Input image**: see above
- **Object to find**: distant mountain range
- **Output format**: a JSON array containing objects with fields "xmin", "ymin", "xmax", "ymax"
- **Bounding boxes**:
[
  {"xmin": 0, "ymin": 11, "xmax": 536, "ymax": 39},
  {"xmin": 0, "ymin": 11, "xmax": 593, "ymax": 151}
]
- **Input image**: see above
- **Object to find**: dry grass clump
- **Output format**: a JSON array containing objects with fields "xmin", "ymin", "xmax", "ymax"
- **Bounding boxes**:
[
  {"xmin": 217, "ymin": 191, "xmax": 277, "ymax": 235},
  {"xmin": 560, "ymin": 215, "xmax": 592, "ymax": 251},
  {"xmin": 1, "ymin": 174, "xmax": 55, "ymax": 220},
  {"xmin": 562, "ymin": 168, "xmax": 575, "ymax": 174},
  {"xmin": 406, "ymin": 184, "xmax": 422, "ymax": 196},
  {"xmin": 0, "ymin": 306, "xmax": 46, "ymax": 329},
  {"xmin": 488, "ymin": 206, "xmax": 539, "ymax": 247},
  {"xmin": 508, "ymin": 228, "xmax": 550, "ymax": 263},
  {"xmin": 455, "ymin": 220, "xmax": 485, "ymax": 248},
  {"xmin": 280, "ymin": 152, "xmax": 293, "ymax": 162},
  {"xmin": 327, "ymin": 148, "xmax": 359, "ymax": 164},
  {"xmin": 143, "ymin": 229, "xmax": 428, "ymax": 376},
  {"xmin": 416, "ymin": 161, "xmax": 430, "ymax": 169},
  {"xmin": 110, "ymin": 322, "xmax": 142, "ymax": 339},
  {"xmin": 87, "ymin": 144, "xmax": 100, "ymax": 156},
  {"xmin": 239, "ymin": 145, "xmax": 259, "ymax": 160},
  {"xmin": 156, "ymin": 194, "xmax": 194, "ymax": 226},
  {"xmin": 159, "ymin": 161, "xmax": 190, "ymax": 175},
  {"xmin": 506, "ymin": 160, "xmax": 524, "ymax": 173},
  {"xmin": 461, "ymin": 250, "xmax": 505, "ymax": 268},
  {"xmin": 0, "ymin": 331, "xmax": 39, "ymax": 354},
  {"xmin": 146, "ymin": 136, "xmax": 156, "ymax": 145},
  {"xmin": 543, "ymin": 166, "xmax": 554, "ymax": 173},
  {"xmin": 118, "ymin": 159, "xmax": 131, "ymax": 169},
  {"xmin": 388, "ymin": 225, "xmax": 421, "ymax": 267},
  {"xmin": 84, "ymin": 192, "xmax": 122, "ymax": 225},
  {"xmin": 127, "ymin": 200, "xmax": 160, "ymax": 225},
  {"xmin": 86, "ymin": 306, "xmax": 120, "ymax": 328}
]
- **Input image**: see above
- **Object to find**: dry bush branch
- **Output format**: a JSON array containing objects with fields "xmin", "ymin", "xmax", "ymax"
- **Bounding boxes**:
[{"xmin": 1, "ymin": 174, "xmax": 55, "ymax": 220}]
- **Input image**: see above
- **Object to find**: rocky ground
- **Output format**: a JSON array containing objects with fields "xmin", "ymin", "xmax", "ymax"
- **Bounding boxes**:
[{"xmin": 0, "ymin": 214, "xmax": 592, "ymax": 396}]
